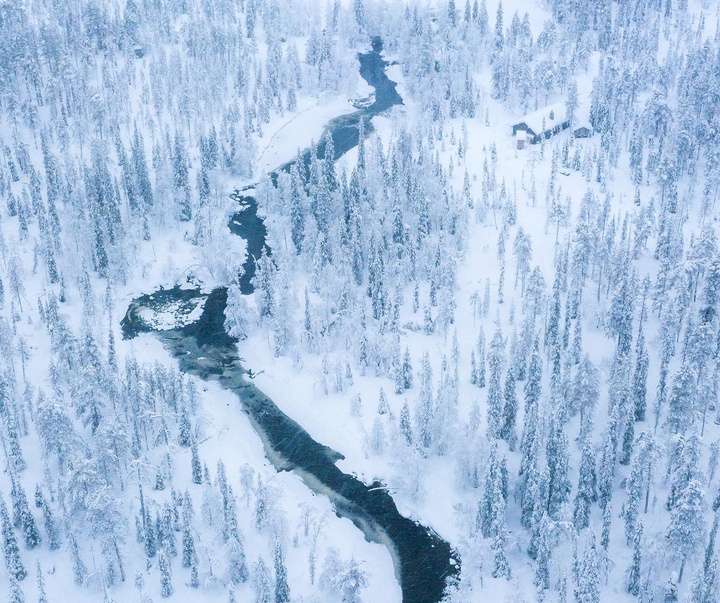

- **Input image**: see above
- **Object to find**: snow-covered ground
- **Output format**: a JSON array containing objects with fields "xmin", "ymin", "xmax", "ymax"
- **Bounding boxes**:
[{"xmin": 3, "ymin": 1, "xmax": 720, "ymax": 602}]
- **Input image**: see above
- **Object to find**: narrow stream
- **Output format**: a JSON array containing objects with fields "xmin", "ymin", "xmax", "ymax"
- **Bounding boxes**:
[{"xmin": 122, "ymin": 38, "xmax": 458, "ymax": 603}]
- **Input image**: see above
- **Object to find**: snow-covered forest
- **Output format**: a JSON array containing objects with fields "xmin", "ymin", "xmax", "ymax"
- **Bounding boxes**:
[{"xmin": 2, "ymin": 0, "xmax": 720, "ymax": 601}]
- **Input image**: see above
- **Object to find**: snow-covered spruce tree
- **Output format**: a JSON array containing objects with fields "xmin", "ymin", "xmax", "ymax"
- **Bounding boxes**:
[
  {"xmin": 522, "ymin": 336, "xmax": 542, "ymax": 419},
  {"xmin": 532, "ymin": 513, "xmax": 552, "ymax": 596},
  {"xmin": 627, "ymin": 521, "xmax": 643, "ymax": 596},
  {"xmin": 172, "ymin": 132, "xmax": 192, "ymax": 223},
  {"xmin": 478, "ymin": 444, "xmax": 499, "ymax": 537},
  {"xmin": 519, "ymin": 430, "xmax": 545, "ymax": 531},
  {"xmin": 573, "ymin": 442, "xmax": 597, "ymax": 531},
  {"xmin": 475, "ymin": 327, "xmax": 486, "ymax": 389},
  {"xmin": 36, "ymin": 561, "xmax": 48, "ymax": 603},
  {"xmin": 491, "ymin": 529, "xmax": 511, "ymax": 580},
  {"xmin": 485, "ymin": 328, "xmax": 505, "ymax": 439},
  {"xmin": 667, "ymin": 434, "xmax": 702, "ymax": 511},
  {"xmin": 688, "ymin": 509, "xmax": 720, "ymax": 602},
  {"xmin": 144, "ymin": 508, "xmax": 157, "ymax": 558},
  {"xmin": 416, "ymin": 352, "xmax": 434, "ymax": 452},
  {"xmin": 8, "ymin": 576, "xmax": 25, "ymax": 603},
  {"xmin": 228, "ymin": 534, "xmax": 249, "ymax": 585},
  {"xmin": 252, "ymin": 556, "xmax": 272, "ymax": 603},
  {"xmin": 665, "ymin": 363, "xmax": 699, "ymax": 436},
  {"xmin": 623, "ymin": 431, "xmax": 660, "ymax": 545},
  {"xmin": 274, "ymin": 538, "xmax": 290, "ymax": 603},
  {"xmin": 572, "ymin": 355, "xmax": 599, "ymax": 442},
  {"xmin": 546, "ymin": 417, "xmax": 571, "ymax": 519},
  {"xmin": 178, "ymin": 407, "xmax": 192, "ymax": 447},
  {"xmin": 402, "ymin": 347, "xmax": 413, "ymax": 390},
  {"xmin": 499, "ymin": 369, "xmax": 518, "ymax": 450},
  {"xmin": 181, "ymin": 521, "xmax": 196, "ymax": 569},
  {"xmin": 597, "ymin": 417, "xmax": 619, "ymax": 511},
  {"xmin": 9, "ymin": 476, "xmax": 41, "ymax": 549},
  {"xmin": 370, "ymin": 416, "xmax": 387, "ymax": 455},
  {"xmin": 254, "ymin": 476, "xmax": 274, "ymax": 532},
  {"xmin": 222, "ymin": 482, "xmax": 240, "ymax": 543},
  {"xmin": 158, "ymin": 548, "xmax": 173, "ymax": 597},
  {"xmin": 337, "ymin": 556, "xmax": 368, "ymax": 603},
  {"xmin": 190, "ymin": 439, "xmax": 203, "ymax": 485},
  {"xmin": 575, "ymin": 533, "xmax": 600, "ymax": 603},
  {"xmin": 253, "ymin": 248, "xmax": 277, "ymax": 321},
  {"xmin": 399, "ymin": 401, "xmax": 413, "ymax": 446},
  {"xmin": 601, "ymin": 499, "xmax": 612, "ymax": 551},
  {"xmin": 0, "ymin": 496, "xmax": 26, "ymax": 581},
  {"xmin": 688, "ymin": 553, "xmax": 720, "ymax": 603},
  {"xmin": 633, "ymin": 300, "xmax": 650, "ymax": 422},
  {"xmin": 67, "ymin": 532, "xmax": 86, "ymax": 586},
  {"xmin": 666, "ymin": 478, "xmax": 706, "ymax": 583}
]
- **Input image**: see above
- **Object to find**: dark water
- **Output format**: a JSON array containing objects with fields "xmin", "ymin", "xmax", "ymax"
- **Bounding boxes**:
[
  {"xmin": 122, "ymin": 38, "xmax": 458, "ymax": 603},
  {"xmin": 230, "ymin": 37, "xmax": 402, "ymax": 294},
  {"xmin": 226, "ymin": 196, "xmax": 268, "ymax": 295}
]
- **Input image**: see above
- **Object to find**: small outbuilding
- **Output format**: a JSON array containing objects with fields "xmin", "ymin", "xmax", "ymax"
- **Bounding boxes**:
[
  {"xmin": 511, "ymin": 103, "xmax": 570, "ymax": 144},
  {"xmin": 516, "ymin": 130, "xmax": 527, "ymax": 150},
  {"xmin": 573, "ymin": 123, "xmax": 593, "ymax": 138}
]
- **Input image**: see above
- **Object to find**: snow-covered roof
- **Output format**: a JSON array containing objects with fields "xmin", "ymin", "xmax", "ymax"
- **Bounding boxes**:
[
  {"xmin": 573, "ymin": 105, "xmax": 592, "ymax": 131},
  {"xmin": 573, "ymin": 122, "xmax": 593, "ymax": 132},
  {"xmin": 515, "ymin": 103, "xmax": 568, "ymax": 135}
]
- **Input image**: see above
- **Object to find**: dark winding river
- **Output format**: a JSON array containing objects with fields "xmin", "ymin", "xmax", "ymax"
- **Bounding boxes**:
[{"xmin": 122, "ymin": 38, "xmax": 458, "ymax": 603}]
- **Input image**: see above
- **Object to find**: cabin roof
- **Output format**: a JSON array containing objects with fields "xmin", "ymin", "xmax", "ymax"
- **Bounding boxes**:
[
  {"xmin": 573, "ymin": 122, "xmax": 593, "ymax": 132},
  {"xmin": 515, "ymin": 103, "xmax": 567, "ymax": 135}
]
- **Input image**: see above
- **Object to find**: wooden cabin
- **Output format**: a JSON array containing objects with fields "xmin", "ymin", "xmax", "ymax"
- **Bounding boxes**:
[
  {"xmin": 573, "ymin": 124, "xmax": 593, "ymax": 138},
  {"xmin": 511, "ymin": 103, "xmax": 570, "ymax": 144}
]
